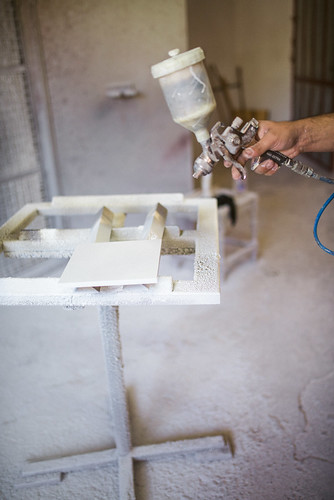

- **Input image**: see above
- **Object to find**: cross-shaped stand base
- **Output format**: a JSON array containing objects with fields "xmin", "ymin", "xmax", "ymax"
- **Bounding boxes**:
[{"xmin": 17, "ymin": 306, "xmax": 230, "ymax": 498}]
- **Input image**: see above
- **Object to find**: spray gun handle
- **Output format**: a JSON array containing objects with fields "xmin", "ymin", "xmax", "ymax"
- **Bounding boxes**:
[{"xmin": 252, "ymin": 150, "xmax": 322, "ymax": 181}]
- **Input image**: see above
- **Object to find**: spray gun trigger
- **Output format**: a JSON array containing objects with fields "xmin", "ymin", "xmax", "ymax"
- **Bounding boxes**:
[
  {"xmin": 250, "ymin": 157, "xmax": 261, "ymax": 171},
  {"xmin": 232, "ymin": 161, "xmax": 247, "ymax": 180}
]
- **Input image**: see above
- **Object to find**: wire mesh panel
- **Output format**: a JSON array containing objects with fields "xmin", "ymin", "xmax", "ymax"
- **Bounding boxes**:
[
  {"xmin": 0, "ymin": 0, "xmax": 45, "ymax": 276},
  {"xmin": 0, "ymin": 73, "xmax": 41, "ymax": 184}
]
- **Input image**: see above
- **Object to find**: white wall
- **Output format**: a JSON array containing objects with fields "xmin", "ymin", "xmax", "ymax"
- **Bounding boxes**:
[
  {"xmin": 36, "ymin": 0, "xmax": 192, "ymax": 196},
  {"xmin": 32, "ymin": 0, "xmax": 293, "ymax": 199},
  {"xmin": 188, "ymin": 0, "xmax": 293, "ymax": 121}
]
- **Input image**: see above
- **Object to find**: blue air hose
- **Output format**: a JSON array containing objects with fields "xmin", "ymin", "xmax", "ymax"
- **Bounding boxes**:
[{"xmin": 313, "ymin": 191, "xmax": 334, "ymax": 255}]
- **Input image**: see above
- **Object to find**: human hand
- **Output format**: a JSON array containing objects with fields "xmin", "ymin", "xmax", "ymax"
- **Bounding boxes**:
[{"xmin": 224, "ymin": 119, "xmax": 302, "ymax": 179}]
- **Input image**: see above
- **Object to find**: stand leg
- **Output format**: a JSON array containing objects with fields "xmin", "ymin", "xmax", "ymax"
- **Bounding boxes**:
[
  {"xmin": 98, "ymin": 305, "xmax": 135, "ymax": 500},
  {"xmin": 19, "ymin": 306, "xmax": 230, "ymax": 495}
]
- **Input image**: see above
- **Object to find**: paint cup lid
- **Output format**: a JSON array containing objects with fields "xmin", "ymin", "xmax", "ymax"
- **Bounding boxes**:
[{"xmin": 151, "ymin": 47, "xmax": 205, "ymax": 79}]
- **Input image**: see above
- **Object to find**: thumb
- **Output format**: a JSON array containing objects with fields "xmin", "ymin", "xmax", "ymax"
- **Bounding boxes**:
[{"xmin": 243, "ymin": 136, "xmax": 274, "ymax": 159}]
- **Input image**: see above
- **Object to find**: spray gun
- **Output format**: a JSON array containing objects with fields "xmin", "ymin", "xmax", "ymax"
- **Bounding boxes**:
[{"xmin": 151, "ymin": 48, "xmax": 258, "ymax": 182}]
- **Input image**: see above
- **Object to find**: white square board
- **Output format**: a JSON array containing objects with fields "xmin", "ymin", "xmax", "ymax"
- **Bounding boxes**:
[{"xmin": 59, "ymin": 239, "xmax": 162, "ymax": 287}]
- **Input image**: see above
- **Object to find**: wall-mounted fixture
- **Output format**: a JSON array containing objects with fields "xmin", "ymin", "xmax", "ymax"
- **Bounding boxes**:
[{"xmin": 106, "ymin": 82, "xmax": 139, "ymax": 99}]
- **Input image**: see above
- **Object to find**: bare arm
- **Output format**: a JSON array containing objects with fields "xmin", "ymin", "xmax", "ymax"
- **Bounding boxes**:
[
  {"xmin": 228, "ymin": 113, "xmax": 334, "ymax": 179},
  {"xmin": 294, "ymin": 113, "xmax": 334, "ymax": 153}
]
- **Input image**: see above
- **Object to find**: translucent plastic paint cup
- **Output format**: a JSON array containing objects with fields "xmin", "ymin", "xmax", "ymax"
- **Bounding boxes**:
[{"xmin": 151, "ymin": 48, "xmax": 216, "ymax": 144}]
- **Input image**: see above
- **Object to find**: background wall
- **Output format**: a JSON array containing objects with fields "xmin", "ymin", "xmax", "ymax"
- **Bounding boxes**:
[
  {"xmin": 36, "ymin": 0, "xmax": 192, "ymax": 196},
  {"xmin": 188, "ymin": 0, "xmax": 293, "ymax": 122},
  {"xmin": 26, "ymin": 0, "xmax": 293, "ymax": 199}
]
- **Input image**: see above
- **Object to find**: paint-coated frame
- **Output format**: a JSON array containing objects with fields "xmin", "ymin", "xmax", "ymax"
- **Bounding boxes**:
[{"xmin": 0, "ymin": 193, "xmax": 220, "ymax": 305}]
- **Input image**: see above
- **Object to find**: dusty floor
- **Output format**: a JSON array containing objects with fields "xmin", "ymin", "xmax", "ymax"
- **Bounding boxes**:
[{"xmin": 0, "ymin": 164, "xmax": 334, "ymax": 499}]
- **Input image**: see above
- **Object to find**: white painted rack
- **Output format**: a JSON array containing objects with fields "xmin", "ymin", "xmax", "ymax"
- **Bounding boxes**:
[{"xmin": 0, "ymin": 193, "xmax": 229, "ymax": 499}]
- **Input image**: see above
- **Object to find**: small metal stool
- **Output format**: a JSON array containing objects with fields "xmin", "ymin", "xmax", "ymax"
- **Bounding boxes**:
[{"xmin": 217, "ymin": 189, "xmax": 259, "ymax": 280}]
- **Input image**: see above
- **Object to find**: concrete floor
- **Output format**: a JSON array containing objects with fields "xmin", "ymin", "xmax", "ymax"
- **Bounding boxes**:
[{"xmin": 1, "ymin": 164, "xmax": 334, "ymax": 499}]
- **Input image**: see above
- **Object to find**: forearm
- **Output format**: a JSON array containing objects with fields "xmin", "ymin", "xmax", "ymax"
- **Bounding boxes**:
[{"xmin": 295, "ymin": 114, "xmax": 334, "ymax": 153}]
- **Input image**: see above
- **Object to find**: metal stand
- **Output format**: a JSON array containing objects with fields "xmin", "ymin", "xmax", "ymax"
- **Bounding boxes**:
[
  {"xmin": 218, "ymin": 189, "xmax": 258, "ymax": 280},
  {"xmin": 0, "ymin": 194, "xmax": 229, "ymax": 498},
  {"xmin": 18, "ymin": 305, "xmax": 229, "ymax": 498}
]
